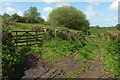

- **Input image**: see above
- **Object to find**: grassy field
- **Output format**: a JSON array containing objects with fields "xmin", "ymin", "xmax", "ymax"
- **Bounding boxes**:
[
  {"xmin": 3, "ymin": 22, "xmax": 120, "ymax": 78},
  {"xmin": 10, "ymin": 22, "xmax": 42, "ymax": 31}
]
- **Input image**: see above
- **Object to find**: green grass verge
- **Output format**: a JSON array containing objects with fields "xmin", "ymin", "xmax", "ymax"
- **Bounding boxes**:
[{"xmin": 77, "ymin": 44, "xmax": 99, "ymax": 61}]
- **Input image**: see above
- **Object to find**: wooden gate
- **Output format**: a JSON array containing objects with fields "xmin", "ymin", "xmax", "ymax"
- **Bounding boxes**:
[{"xmin": 12, "ymin": 31, "xmax": 44, "ymax": 47}]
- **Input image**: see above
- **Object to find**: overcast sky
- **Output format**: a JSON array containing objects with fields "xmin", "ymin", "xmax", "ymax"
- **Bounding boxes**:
[{"xmin": 0, "ymin": 0, "xmax": 119, "ymax": 27}]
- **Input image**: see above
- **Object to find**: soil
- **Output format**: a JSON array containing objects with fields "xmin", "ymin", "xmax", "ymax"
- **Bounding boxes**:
[
  {"xmin": 19, "ymin": 52, "xmax": 115, "ymax": 79},
  {"xmin": 80, "ymin": 55, "xmax": 115, "ymax": 78}
]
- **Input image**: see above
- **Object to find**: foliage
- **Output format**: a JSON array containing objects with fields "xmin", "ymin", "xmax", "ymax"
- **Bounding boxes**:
[
  {"xmin": 20, "ymin": 46, "xmax": 31, "ymax": 54},
  {"xmin": 48, "ymin": 6, "xmax": 89, "ymax": 31},
  {"xmin": 2, "ymin": 17, "xmax": 25, "ymax": 79},
  {"xmin": 2, "ymin": 45, "xmax": 24, "ymax": 79},
  {"xmin": 102, "ymin": 39, "xmax": 120, "ymax": 77},
  {"xmin": 98, "ymin": 31, "xmax": 120, "ymax": 42},
  {"xmin": 94, "ymin": 25, "xmax": 100, "ymax": 29},
  {"xmin": 10, "ymin": 22, "xmax": 42, "ymax": 31},
  {"xmin": 89, "ymin": 29, "xmax": 107, "ymax": 36},
  {"xmin": 114, "ymin": 24, "xmax": 120, "ymax": 30},
  {"xmin": 2, "ymin": 32, "xmax": 24, "ymax": 79},
  {"xmin": 43, "ymin": 37, "xmax": 75, "ymax": 55},
  {"xmin": 41, "ymin": 50, "xmax": 61, "ymax": 64},
  {"xmin": 2, "ymin": 16, "xmax": 16, "ymax": 32},
  {"xmin": 1, "ymin": 7, "xmax": 44, "ymax": 24},
  {"xmin": 11, "ymin": 13, "xmax": 24, "ymax": 22},
  {"xmin": 77, "ymin": 44, "xmax": 99, "ymax": 61},
  {"xmin": 23, "ymin": 6, "xmax": 44, "ymax": 23},
  {"xmin": 28, "ymin": 45, "xmax": 44, "ymax": 58},
  {"xmin": 2, "ymin": 13, "xmax": 10, "ymax": 19},
  {"xmin": 44, "ymin": 21, "xmax": 51, "ymax": 25}
]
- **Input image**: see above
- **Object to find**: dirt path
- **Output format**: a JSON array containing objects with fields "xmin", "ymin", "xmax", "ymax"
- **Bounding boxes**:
[
  {"xmin": 21, "ymin": 53, "xmax": 87, "ymax": 79},
  {"xmin": 21, "ymin": 52, "xmax": 115, "ymax": 79},
  {"xmin": 80, "ymin": 55, "xmax": 115, "ymax": 78}
]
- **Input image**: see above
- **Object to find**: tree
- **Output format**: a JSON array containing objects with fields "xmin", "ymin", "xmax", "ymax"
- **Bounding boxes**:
[
  {"xmin": 23, "ymin": 6, "xmax": 44, "ymax": 23},
  {"xmin": 48, "ymin": 6, "xmax": 89, "ymax": 31},
  {"xmin": 12, "ymin": 13, "xmax": 20, "ymax": 21},
  {"xmin": 94, "ymin": 25, "xmax": 100, "ymax": 29},
  {"xmin": 12, "ymin": 13, "xmax": 26, "ymax": 23},
  {"xmin": 114, "ymin": 24, "xmax": 120, "ymax": 30},
  {"xmin": 2, "ymin": 13, "xmax": 10, "ymax": 19}
]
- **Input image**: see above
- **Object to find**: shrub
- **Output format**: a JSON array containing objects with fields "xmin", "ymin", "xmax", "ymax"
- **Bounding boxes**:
[
  {"xmin": 20, "ymin": 46, "xmax": 31, "ymax": 54},
  {"xmin": 77, "ymin": 44, "xmax": 99, "ymax": 61},
  {"xmin": 102, "ymin": 39, "xmax": 120, "ymax": 77},
  {"xmin": 48, "ymin": 6, "xmax": 89, "ymax": 31},
  {"xmin": 41, "ymin": 51, "xmax": 61, "ymax": 63},
  {"xmin": 28, "ymin": 45, "xmax": 45, "ymax": 57},
  {"xmin": 2, "ymin": 32, "xmax": 24, "ymax": 79}
]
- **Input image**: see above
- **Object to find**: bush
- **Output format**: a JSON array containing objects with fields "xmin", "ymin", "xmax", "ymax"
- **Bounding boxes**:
[
  {"xmin": 114, "ymin": 24, "xmax": 120, "ymax": 30},
  {"xmin": 20, "ymin": 46, "xmax": 31, "ymax": 54},
  {"xmin": 77, "ymin": 44, "xmax": 99, "ymax": 61},
  {"xmin": 41, "ymin": 51, "xmax": 61, "ymax": 63},
  {"xmin": 28, "ymin": 45, "xmax": 45, "ymax": 58},
  {"xmin": 48, "ymin": 6, "xmax": 89, "ymax": 31},
  {"xmin": 43, "ymin": 38, "xmax": 75, "ymax": 55},
  {"xmin": 102, "ymin": 39, "xmax": 120, "ymax": 77},
  {"xmin": 2, "ymin": 32, "xmax": 24, "ymax": 79}
]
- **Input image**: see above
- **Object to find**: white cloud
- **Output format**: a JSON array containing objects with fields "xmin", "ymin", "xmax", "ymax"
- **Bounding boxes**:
[
  {"xmin": 17, "ymin": 11, "xmax": 23, "ymax": 16},
  {"xmin": 85, "ymin": 4, "xmax": 117, "ymax": 26},
  {"xmin": 3, "ymin": 2, "xmax": 12, "ymax": 6},
  {"xmin": 109, "ymin": 0, "xmax": 120, "ymax": 11},
  {"xmin": 55, "ymin": 2, "xmax": 70, "ymax": 7},
  {"xmin": 43, "ymin": 0, "xmax": 59, "ymax": 3},
  {"xmin": 85, "ymin": 5, "xmax": 104, "ymax": 20},
  {"xmin": 5, "ymin": 7, "xmax": 15, "ymax": 14},
  {"xmin": 104, "ymin": 15, "xmax": 118, "ymax": 26},
  {"xmin": 44, "ymin": 7, "xmax": 52, "ymax": 12},
  {"xmin": 0, "ymin": 9, "xmax": 4, "ymax": 15},
  {"xmin": 42, "ymin": 16, "xmax": 46, "ymax": 20},
  {"xmin": 43, "ymin": 7, "xmax": 53, "ymax": 20}
]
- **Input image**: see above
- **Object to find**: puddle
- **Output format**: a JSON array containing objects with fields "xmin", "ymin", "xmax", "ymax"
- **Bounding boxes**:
[
  {"xmin": 70, "ymin": 63, "xmax": 77, "ymax": 69},
  {"xmin": 24, "ymin": 65, "xmax": 47, "ymax": 78},
  {"xmin": 100, "ymin": 47, "xmax": 102, "ymax": 56},
  {"xmin": 90, "ymin": 64, "xmax": 104, "ymax": 69},
  {"xmin": 36, "ymin": 65, "xmax": 42, "ymax": 69}
]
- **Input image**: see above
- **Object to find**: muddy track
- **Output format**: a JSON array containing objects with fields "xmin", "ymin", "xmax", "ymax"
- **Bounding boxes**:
[
  {"xmin": 21, "ymin": 49, "xmax": 115, "ymax": 79},
  {"xmin": 80, "ymin": 55, "xmax": 115, "ymax": 78},
  {"xmin": 21, "ymin": 52, "xmax": 79, "ymax": 79}
]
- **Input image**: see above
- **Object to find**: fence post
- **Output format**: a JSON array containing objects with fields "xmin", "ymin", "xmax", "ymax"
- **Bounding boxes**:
[
  {"xmin": 36, "ymin": 31, "xmax": 37, "ymax": 44},
  {"xmin": 26, "ymin": 32, "xmax": 28, "ymax": 46},
  {"xmin": 16, "ymin": 31, "xmax": 18, "ymax": 47}
]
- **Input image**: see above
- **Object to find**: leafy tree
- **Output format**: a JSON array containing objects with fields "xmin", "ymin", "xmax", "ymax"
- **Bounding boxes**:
[
  {"xmin": 44, "ymin": 21, "xmax": 51, "ymax": 25},
  {"xmin": 23, "ymin": 6, "xmax": 44, "ymax": 23},
  {"xmin": 12, "ymin": 14, "xmax": 26, "ymax": 23},
  {"xmin": 90, "ymin": 26, "xmax": 94, "ymax": 29},
  {"xmin": 11, "ymin": 13, "xmax": 21, "ymax": 21},
  {"xmin": 114, "ymin": 24, "xmax": 120, "ymax": 30},
  {"xmin": 48, "ymin": 6, "xmax": 89, "ymax": 31},
  {"xmin": 94, "ymin": 25, "xmax": 100, "ymax": 29},
  {"xmin": 2, "ymin": 17, "xmax": 24, "ymax": 79},
  {"xmin": 2, "ymin": 13, "xmax": 10, "ymax": 19}
]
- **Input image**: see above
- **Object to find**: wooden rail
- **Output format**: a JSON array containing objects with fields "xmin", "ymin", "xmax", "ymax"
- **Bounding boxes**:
[{"xmin": 10, "ymin": 31, "xmax": 44, "ymax": 47}]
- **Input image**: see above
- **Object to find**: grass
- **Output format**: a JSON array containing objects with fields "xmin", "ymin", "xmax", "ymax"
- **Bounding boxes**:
[
  {"xmin": 40, "ymin": 50, "xmax": 62, "ymax": 64},
  {"xmin": 89, "ymin": 29, "xmax": 107, "ymax": 36},
  {"xmin": 10, "ymin": 22, "xmax": 42, "ymax": 31},
  {"xmin": 43, "ymin": 37, "xmax": 76, "ymax": 55},
  {"xmin": 77, "ymin": 44, "xmax": 99, "ymax": 62},
  {"xmin": 11, "ymin": 22, "xmax": 118, "ymax": 77}
]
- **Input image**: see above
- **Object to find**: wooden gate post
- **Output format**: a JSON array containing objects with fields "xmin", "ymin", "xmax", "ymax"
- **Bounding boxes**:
[
  {"xmin": 36, "ymin": 31, "xmax": 37, "ymax": 44},
  {"xmin": 16, "ymin": 31, "xmax": 18, "ymax": 47},
  {"xmin": 26, "ymin": 32, "xmax": 28, "ymax": 46}
]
